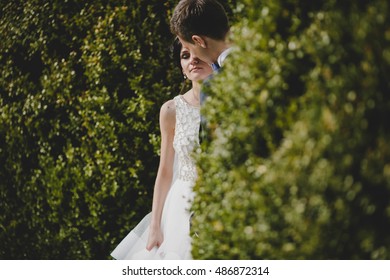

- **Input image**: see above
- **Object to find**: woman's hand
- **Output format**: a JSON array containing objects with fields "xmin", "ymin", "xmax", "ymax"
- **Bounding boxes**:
[{"xmin": 146, "ymin": 227, "xmax": 163, "ymax": 251}]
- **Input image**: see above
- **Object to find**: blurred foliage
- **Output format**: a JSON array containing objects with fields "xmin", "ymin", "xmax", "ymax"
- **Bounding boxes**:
[
  {"xmin": 3, "ymin": 0, "xmax": 387, "ymax": 261},
  {"xmin": 192, "ymin": 0, "xmax": 390, "ymax": 259}
]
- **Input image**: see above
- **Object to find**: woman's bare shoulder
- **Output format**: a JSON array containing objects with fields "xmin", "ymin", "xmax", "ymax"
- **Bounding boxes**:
[
  {"xmin": 160, "ymin": 99, "xmax": 176, "ymax": 116},
  {"xmin": 160, "ymin": 99, "xmax": 176, "ymax": 114},
  {"xmin": 160, "ymin": 99, "xmax": 176, "ymax": 129}
]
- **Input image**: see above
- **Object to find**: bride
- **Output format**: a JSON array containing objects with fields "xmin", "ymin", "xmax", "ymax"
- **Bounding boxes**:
[{"xmin": 111, "ymin": 38, "xmax": 213, "ymax": 259}]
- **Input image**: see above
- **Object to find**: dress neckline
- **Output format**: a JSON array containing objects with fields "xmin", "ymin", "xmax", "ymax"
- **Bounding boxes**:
[{"xmin": 179, "ymin": 95, "xmax": 200, "ymax": 109}]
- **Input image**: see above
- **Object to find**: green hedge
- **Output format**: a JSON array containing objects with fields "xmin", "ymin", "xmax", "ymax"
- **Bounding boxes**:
[
  {"xmin": 0, "ymin": 0, "xmax": 183, "ymax": 259},
  {"xmin": 0, "ymin": 0, "xmax": 237, "ymax": 260},
  {"xmin": 3, "ymin": 0, "xmax": 387, "ymax": 260},
  {"xmin": 192, "ymin": 0, "xmax": 390, "ymax": 259}
]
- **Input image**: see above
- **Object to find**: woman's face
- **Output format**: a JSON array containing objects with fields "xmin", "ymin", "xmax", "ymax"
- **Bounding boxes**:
[{"xmin": 180, "ymin": 46, "xmax": 213, "ymax": 82}]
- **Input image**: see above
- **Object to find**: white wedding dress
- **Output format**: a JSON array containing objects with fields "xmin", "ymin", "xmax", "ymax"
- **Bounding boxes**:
[{"xmin": 111, "ymin": 95, "xmax": 200, "ymax": 260}]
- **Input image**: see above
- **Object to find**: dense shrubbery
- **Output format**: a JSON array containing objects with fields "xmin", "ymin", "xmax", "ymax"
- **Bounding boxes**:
[
  {"xmin": 192, "ymin": 0, "xmax": 390, "ymax": 259},
  {"xmin": 0, "ymin": 0, "xmax": 183, "ymax": 259},
  {"xmin": 1, "ymin": 0, "xmax": 388, "ymax": 260},
  {"xmin": 0, "ymin": 0, "xmax": 237, "ymax": 260}
]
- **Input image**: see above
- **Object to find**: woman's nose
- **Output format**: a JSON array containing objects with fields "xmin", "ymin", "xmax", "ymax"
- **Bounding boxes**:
[{"xmin": 190, "ymin": 56, "xmax": 199, "ymax": 64}]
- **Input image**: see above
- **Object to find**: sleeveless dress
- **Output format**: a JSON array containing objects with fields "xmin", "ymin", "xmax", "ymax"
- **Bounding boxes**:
[{"xmin": 110, "ymin": 95, "xmax": 200, "ymax": 260}]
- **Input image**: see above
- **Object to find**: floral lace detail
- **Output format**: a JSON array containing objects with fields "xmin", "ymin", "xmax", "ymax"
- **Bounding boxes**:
[{"xmin": 173, "ymin": 96, "xmax": 200, "ymax": 182}]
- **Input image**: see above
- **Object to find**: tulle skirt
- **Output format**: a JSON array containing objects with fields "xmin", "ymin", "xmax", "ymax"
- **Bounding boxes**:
[{"xmin": 111, "ymin": 178, "xmax": 194, "ymax": 260}]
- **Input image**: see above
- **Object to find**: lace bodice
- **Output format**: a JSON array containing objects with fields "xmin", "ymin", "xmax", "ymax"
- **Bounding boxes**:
[{"xmin": 173, "ymin": 95, "xmax": 200, "ymax": 182}]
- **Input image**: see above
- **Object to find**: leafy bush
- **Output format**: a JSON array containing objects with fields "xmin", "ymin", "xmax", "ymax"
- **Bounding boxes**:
[
  {"xmin": 192, "ymin": 0, "xmax": 390, "ymax": 259},
  {"xmin": 4, "ymin": 0, "xmax": 386, "ymax": 261},
  {"xmin": 0, "ymin": 0, "xmax": 182, "ymax": 259}
]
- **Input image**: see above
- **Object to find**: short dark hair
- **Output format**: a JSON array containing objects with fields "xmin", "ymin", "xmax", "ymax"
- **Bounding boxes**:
[{"xmin": 170, "ymin": 0, "xmax": 229, "ymax": 43}]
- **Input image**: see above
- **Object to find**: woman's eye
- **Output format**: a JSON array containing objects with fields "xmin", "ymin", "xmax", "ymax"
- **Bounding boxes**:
[{"xmin": 181, "ymin": 53, "xmax": 189, "ymax": 59}]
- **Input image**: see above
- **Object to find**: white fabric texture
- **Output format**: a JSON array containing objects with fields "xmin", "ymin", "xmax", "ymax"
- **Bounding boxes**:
[{"xmin": 110, "ymin": 95, "xmax": 200, "ymax": 260}]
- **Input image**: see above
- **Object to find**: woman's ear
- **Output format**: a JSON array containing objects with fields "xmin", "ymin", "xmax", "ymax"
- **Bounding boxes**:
[{"xmin": 192, "ymin": 35, "xmax": 207, "ymax": 48}]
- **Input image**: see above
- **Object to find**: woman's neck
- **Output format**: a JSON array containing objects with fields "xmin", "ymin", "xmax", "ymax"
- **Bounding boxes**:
[{"xmin": 192, "ymin": 82, "xmax": 201, "ymax": 103}]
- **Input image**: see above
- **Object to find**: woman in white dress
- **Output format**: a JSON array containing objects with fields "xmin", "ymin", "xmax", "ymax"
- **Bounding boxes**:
[{"xmin": 111, "ymin": 38, "xmax": 213, "ymax": 259}]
